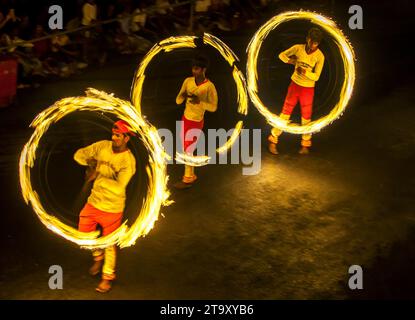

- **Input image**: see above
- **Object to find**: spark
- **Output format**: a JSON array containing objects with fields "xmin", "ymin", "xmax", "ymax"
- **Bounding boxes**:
[
  {"xmin": 131, "ymin": 33, "xmax": 248, "ymax": 166},
  {"xmin": 246, "ymin": 11, "xmax": 356, "ymax": 135},
  {"xmin": 19, "ymin": 88, "xmax": 171, "ymax": 250}
]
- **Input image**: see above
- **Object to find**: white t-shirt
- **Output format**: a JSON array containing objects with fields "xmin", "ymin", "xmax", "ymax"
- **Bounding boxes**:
[
  {"xmin": 74, "ymin": 140, "xmax": 136, "ymax": 213},
  {"xmin": 82, "ymin": 3, "xmax": 97, "ymax": 26},
  {"xmin": 155, "ymin": 0, "xmax": 171, "ymax": 15},
  {"xmin": 132, "ymin": 8, "xmax": 147, "ymax": 30},
  {"xmin": 176, "ymin": 77, "xmax": 218, "ymax": 122},
  {"xmin": 195, "ymin": 0, "xmax": 212, "ymax": 12},
  {"xmin": 279, "ymin": 44, "xmax": 325, "ymax": 88},
  {"xmin": 118, "ymin": 13, "xmax": 131, "ymax": 34}
]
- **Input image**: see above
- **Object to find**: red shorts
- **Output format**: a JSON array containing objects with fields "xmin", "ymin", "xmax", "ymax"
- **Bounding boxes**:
[
  {"xmin": 181, "ymin": 115, "xmax": 204, "ymax": 154},
  {"xmin": 78, "ymin": 203, "xmax": 123, "ymax": 236},
  {"xmin": 281, "ymin": 81, "xmax": 314, "ymax": 120}
]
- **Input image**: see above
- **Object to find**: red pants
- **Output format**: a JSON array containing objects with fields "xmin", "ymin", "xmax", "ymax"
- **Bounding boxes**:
[
  {"xmin": 78, "ymin": 203, "xmax": 123, "ymax": 236},
  {"xmin": 181, "ymin": 115, "xmax": 204, "ymax": 154},
  {"xmin": 78, "ymin": 203, "xmax": 123, "ymax": 280},
  {"xmin": 282, "ymin": 81, "xmax": 314, "ymax": 120}
]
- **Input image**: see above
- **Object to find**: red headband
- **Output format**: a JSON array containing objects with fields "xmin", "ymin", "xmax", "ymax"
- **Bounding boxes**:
[{"xmin": 112, "ymin": 120, "xmax": 135, "ymax": 136}]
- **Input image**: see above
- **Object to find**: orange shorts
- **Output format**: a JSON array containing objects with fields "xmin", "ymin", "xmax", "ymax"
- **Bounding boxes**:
[{"xmin": 78, "ymin": 203, "xmax": 123, "ymax": 236}]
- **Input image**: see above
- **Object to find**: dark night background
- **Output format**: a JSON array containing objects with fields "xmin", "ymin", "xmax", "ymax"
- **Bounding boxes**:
[{"xmin": 1, "ymin": 0, "xmax": 415, "ymax": 299}]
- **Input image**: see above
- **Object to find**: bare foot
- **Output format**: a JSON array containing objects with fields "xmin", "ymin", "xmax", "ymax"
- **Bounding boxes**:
[
  {"xmin": 268, "ymin": 142, "xmax": 278, "ymax": 155},
  {"xmin": 89, "ymin": 260, "xmax": 103, "ymax": 276},
  {"xmin": 298, "ymin": 147, "xmax": 310, "ymax": 155},
  {"xmin": 95, "ymin": 279, "xmax": 112, "ymax": 293}
]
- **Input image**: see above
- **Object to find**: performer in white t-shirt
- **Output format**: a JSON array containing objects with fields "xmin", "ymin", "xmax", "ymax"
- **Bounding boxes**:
[
  {"xmin": 268, "ymin": 27, "xmax": 325, "ymax": 155},
  {"xmin": 74, "ymin": 120, "xmax": 136, "ymax": 293}
]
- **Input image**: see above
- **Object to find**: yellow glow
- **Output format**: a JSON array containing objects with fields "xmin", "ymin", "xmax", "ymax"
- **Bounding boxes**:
[
  {"xmin": 19, "ymin": 88, "xmax": 172, "ymax": 250},
  {"xmin": 131, "ymin": 36, "xmax": 197, "ymax": 113},
  {"xmin": 175, "ymin": 152, "xmax": 210, "ymax": 167},
  {"xmin": 130, "ymin": 33, "xmax": 248, "ymax": 166},
  {"xmin": 246, "ymin": 11, "xmax": 356, "ymax": 134},
  {"xmin": 216, "ymin": 120, "xmax": 244, "ymax": 154}
]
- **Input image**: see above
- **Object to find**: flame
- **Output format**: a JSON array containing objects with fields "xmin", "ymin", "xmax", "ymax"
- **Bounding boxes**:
[
  {"xmin": 175, "ymin": 152, "xmax": 210, "ymax": 167},
  {"xmin": 131, "ymin": 33, "xmax": 248, "ymax": 166},
  {"xmin": 246, "ymin": 11, "xmax": 356, "ymax": 134},
  {"xmin": 19, "ymin": 88, "xmax": 171, "ymax": 250}
]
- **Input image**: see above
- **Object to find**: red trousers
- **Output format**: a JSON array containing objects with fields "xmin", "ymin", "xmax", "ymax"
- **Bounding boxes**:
[
  {"xmin": 78, "ymin": 203, "xmax": 123, "ymax": 280},
  {"xmin": 78, "ymin": 203, "xmax": 123, "ymax": 236},
  {"xmin": 282, "ymin": 81, "xmax": 314, "ymax": 120},
  {"xmin": 181, "ymin": 115, "xmax": 204, "ymax": 154}
]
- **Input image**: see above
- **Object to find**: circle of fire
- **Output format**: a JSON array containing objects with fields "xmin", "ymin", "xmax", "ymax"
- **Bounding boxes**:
[
  {"xmin": 19, "ymin": 88, "xmax": 172, "ymax": 250},
  {"xmin": 246, "ymin": 11, "xmax": 356, "ymax": 134},
  {"xmin": 131, "ymin": 33, "xmax": 248, "ymax": 166}
]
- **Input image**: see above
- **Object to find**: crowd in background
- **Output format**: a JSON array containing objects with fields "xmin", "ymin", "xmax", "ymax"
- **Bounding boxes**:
[{"xmin": 0, "ymin": 0, "xmax": 334, "ymax": 90}]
